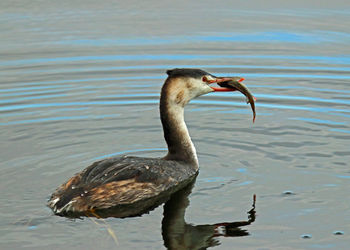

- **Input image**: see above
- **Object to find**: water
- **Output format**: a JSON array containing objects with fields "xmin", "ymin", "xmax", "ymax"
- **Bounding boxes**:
[{"xmin": 1, "ymin": 1, "xmax": 350, "ymax": 249}]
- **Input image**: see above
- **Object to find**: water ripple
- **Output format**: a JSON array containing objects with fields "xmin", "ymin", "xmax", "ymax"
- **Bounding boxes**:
[
  {"xmin": 0, "ymin": 114, "xmax": 120, "ymax": 126},
  {"xmin": 3, "ymin": 64, "xmax": 350, "ymax": 75},
  {"xmin": 2, "ymin": 54, "xmax": 350, "ymax": 66}
]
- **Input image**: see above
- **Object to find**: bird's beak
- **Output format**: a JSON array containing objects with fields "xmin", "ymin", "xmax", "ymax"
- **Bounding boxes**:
[{"xmin": 205, "ymin": 76, "xmax": 245, "ymax": 92}]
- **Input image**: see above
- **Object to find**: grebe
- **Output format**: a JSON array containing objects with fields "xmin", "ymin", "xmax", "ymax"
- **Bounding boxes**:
[{"xmin": 48, "ymin": 68, "xmax": 252, "ymax": 217}]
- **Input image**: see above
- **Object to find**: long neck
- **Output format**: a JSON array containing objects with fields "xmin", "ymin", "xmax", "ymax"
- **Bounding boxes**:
[{"xmin": 160, "ymin": 86, "xmax": 198, "ymax": 167}]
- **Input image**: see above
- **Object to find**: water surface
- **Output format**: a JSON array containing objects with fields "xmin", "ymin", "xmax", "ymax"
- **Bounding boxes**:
[{"xmin": 1, "ymin": 1, "xmax": 350, "ymax": 249}]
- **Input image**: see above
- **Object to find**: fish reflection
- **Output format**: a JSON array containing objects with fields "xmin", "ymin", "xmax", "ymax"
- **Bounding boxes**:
[{"xmin": 162, "ymin": 180, "xmax": 256, "ymax": 250}]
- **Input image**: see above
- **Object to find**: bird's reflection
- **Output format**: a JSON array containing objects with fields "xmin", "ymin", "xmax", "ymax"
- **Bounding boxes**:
[{"xmin": 162, "ymin": 180, "xmax": 256, "ymax": 250}]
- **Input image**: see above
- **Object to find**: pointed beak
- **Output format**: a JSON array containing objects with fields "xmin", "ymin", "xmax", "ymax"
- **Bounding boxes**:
[{"xmin": 207, "ymin": 77, "xmax": 245, "ymax": 91}]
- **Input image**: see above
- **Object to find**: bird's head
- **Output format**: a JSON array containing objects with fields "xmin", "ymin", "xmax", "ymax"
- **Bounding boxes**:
[{"xmin": 163, "ymin": 68, "xmax": 244, "ymax": 107}]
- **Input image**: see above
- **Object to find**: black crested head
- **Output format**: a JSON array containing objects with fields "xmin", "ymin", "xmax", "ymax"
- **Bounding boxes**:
[{"xmin": 166, "ymin": 68, "xmax": 214, "ymax": 79}]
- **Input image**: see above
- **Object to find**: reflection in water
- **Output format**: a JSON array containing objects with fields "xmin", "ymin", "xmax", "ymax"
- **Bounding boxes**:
[{"xmin": 162, "ymin": 180, "xmax": 256, "ymax": 250}]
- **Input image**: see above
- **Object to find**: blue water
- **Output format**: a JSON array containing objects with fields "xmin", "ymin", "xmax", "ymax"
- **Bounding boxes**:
[{"xmin": 1, "ymin": 1, "xmax": 350, "ymax": 249}]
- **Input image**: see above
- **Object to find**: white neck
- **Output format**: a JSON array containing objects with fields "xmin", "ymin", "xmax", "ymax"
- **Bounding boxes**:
[{"xmin": 160, "ymin": 84, "xmax": 198, "ymax": 167}]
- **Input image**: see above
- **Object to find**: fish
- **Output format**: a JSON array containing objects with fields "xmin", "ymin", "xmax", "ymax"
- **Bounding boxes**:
[{"xmin": 218, "ymin": 78, "xmax": 256, "ymax": 122}]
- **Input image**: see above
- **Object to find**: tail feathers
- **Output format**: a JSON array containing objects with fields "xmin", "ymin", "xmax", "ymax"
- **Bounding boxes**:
[
  {"xmin": 48, "ymin": 197, "xmax": 77, "ymax": 214},
  {"xmin": 48, "ymin": 186, "xmax": 85, "ymax": 214}
]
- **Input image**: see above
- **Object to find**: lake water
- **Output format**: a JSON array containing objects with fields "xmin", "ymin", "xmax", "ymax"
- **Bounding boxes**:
[{"xmin": 1, "ymin": 1, "xmax": 350, "ymax": 249}]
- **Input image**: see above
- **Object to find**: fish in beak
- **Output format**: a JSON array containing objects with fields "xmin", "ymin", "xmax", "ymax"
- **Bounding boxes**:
[{"xmin": 204, "ymin": 76, "xmax": 256, "ymax": 122}]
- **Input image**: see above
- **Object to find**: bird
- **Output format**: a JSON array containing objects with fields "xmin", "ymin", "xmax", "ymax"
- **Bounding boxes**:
[{"xmin": 48, "ymin": 68, "xmax": 244, "ymax": 217}]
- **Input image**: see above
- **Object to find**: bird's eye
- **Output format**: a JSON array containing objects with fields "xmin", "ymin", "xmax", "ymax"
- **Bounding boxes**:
[{"xmin": 202, "ymin": 76, "xmax": 209, "ymax": 82}]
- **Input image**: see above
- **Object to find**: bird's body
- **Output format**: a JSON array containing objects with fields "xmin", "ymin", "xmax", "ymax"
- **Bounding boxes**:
[
  {"xmin": 48, "ymin": 68, "xmax": 251, "ymax": 217},
  {"xmin": 48, "ymin": 156, "xmax": 197, "ymax": 217}
]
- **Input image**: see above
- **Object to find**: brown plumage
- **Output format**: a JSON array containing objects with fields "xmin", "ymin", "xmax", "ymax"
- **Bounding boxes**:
[
  {"xmin": 49, "ymin": 156, "xmax": 196, "ymax": 217},
  {"xmin": 47, "ymin": 68, "xmax": 256, "ymax": 217}
]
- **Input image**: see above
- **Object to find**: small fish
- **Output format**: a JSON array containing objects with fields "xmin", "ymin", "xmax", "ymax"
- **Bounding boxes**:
[{"xmin": 218, "ymin": 78, "xmax": 256, "ymax": 122}]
